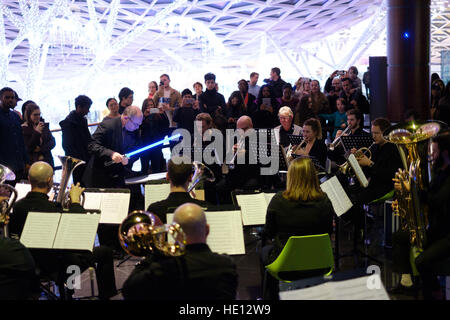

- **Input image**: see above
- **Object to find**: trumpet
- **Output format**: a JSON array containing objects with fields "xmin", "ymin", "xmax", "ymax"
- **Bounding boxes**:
[{"xmin": 329, "ymin": 125, "xmax": 351, "ymax": 151}]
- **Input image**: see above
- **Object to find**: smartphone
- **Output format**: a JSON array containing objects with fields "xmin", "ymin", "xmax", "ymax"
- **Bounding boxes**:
[
  {"xmin": 150, "ymin": 108, "xmax": 160, "ymax": 114},
  {"xmin": 337, "ymin": 71, "xmax": 346, "ymax": 76},
  {"xmin": 185, "ymin": 98, "xmax": 195, "ymax": 105},
  {"xmin": 262, "ymin": 98, "xmax": 271, "ymax": 107}
]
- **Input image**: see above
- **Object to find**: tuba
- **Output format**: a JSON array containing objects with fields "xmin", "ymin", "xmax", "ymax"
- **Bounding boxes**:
[
  {"xmin": 187, "ymin": 161, "xmax": 215, "ymax": 193},
  {"xmin": 118, "ymin": 210, "xmax": 186, "ymax": 257},
  {"xmin": 54, "ymin": 155, "xmax": 85, "ymax": 209},
  {"xmin": 0, "ymin": 164, "xmax": 18, "ymax": 238},
  {"xmin": 385, "ymin": 120, "xmax": 447, "ymax": 250}
]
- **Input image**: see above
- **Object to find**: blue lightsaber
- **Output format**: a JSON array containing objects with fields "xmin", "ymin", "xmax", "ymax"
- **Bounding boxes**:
[{"xmin": 105, "ymin": 134, "xmax": 181, "ymax": 166}]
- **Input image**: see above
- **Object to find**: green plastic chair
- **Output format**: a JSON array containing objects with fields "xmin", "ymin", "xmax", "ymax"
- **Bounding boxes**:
[{"xmin": 265, "ymin": 234, "xmax": 334, "ymax": 283}]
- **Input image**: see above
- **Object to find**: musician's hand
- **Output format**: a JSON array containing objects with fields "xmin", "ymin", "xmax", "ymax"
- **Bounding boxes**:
[
  {"xmin": 111, "ymin": 152, "xmax": 124, "ymax": 163},
  {"xmin": 350, "ymin": 148, "xmax": 357, "ymax": 154},
  {"xmin": 294, "ymin": 148, "xmax": 308, "ymax": 156},
  {"xmin": 340, "ymin": 123, "xmax": 347, "ymax": 129},
  {"xmin": 357, "ymin": 154, "xmax": 372, "ymax": 167},
  {"xmin": 393, "ymin": 169, "xmax": 410, "ymax": 192},
  {"xmin": 69, "ymin": 182, "xmax": 85, "ymax": 204},
  {"xmin": 228, "ymin": 117, "xmax": 236, "ymax": 123}
]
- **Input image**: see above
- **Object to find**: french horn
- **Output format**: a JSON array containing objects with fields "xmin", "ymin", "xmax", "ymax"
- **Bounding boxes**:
[
  {"xmin": 118, "ymin": 210, "xmax": 186, "ymax": 257},
  {"xmin": 0, "ymin": 164, "xmax": 18, "ymax": 238}
]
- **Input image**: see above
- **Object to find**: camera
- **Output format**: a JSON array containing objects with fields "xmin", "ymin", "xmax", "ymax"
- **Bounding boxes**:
[{"xmin": 337, "ymin": 70, "xmax": 346, "ymax": 76}]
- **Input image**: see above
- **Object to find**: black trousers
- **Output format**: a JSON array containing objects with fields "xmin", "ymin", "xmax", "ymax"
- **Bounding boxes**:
[
  {"xmin": 32, "ymin": 246, "xmax": 117, "ymax": 300},
  {"xmin": 392, "ymin": 230, "xmax": 450, "ymax": 299}
]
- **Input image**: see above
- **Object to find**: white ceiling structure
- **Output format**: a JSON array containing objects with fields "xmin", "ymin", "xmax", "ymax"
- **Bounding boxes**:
[{"xmin": 0, "ymin": 0, "xmax": 448, "ymax": 104}]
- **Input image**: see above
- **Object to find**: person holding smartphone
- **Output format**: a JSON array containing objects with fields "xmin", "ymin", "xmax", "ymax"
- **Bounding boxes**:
[
  {"xmin": 173, "ymin": 89, "xmax": 200, "ymax": 137},
  {"xmin": 21, "ymin": 103, "xmax": 56, "ymax": 169}
]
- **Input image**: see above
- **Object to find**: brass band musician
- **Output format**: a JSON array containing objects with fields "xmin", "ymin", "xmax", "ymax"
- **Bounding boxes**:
[
  {"xmin": 291, "ymin": 118, "xmax": 327, "ymax": 169},
  {"xmin": 343, "ymin": 118, "xmax": 402, "ymax": 234},
  {"xmin": 391, "ymin": 132, "xmax": 450, "ymax": 298}
]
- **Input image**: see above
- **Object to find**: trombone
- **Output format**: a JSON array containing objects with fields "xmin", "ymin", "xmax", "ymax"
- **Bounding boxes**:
[
  {"xmin": 285, "ymin": 139, "xmax": 307, "ymax": 165},
  {"xmin": 329, "ymin": 125, "xmax": 351, "ymax": 151}
]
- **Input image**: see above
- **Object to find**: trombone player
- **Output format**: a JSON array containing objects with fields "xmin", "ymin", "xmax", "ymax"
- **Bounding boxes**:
[
  {"xmin": 328, "ymin": 109, "xmax": 370, "ymax": 166},
  {"xmin": 391, "ymin": 131, "xmax": 450, "ymax": 299}
]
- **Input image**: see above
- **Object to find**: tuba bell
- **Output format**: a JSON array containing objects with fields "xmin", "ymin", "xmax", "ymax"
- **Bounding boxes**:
[
  {"xmin": 54, "ymin": 155, "xmax": 85, "ymax": 209},
  {"xmin": 386, "ymin": 120, "xmax": 447, "ymax": 250},
  {"xmin": 118, "ymin": 210, "xmax": 186, "ymax": 257},
  {"xmin": 0, "ymin": 164, "xmax": 18, "ymax": 238}
]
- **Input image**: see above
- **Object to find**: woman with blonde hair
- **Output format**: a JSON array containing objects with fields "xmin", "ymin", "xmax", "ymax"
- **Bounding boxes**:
[{"xmin": 261, "ymin": 157, "xmax": 333, "ymax": 298}]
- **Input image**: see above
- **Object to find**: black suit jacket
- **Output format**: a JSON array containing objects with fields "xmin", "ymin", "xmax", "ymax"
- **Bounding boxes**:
[
  {"xmin": 84, "ymin": 117, "xmax": 125, "ymax": 187},
  {"xmin": 146, "ymin": 192, "xmax": 209, "ymax": 223},
  {"xmin": 0, "ymin": 238, "xmax": 39, "ymax": 299},
  {"xmin": 122, "ymin": 243, "xmax": 238, "ymax": 300}
]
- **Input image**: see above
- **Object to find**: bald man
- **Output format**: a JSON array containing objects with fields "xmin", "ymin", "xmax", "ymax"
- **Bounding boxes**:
[
  {"xmin": 123, "ymin": 203, "xmax": 238, "ymax": 300},
  {"xmin": 10, "ymin": 162, "xmax": 84, "ymax": 238},
  {"xmin": 10, "ymin": 161, "xmax": 117, "ymax": 300},
  {"xmin": 216, "ymin": 116, "xmax": 261, "ymax": 203}
]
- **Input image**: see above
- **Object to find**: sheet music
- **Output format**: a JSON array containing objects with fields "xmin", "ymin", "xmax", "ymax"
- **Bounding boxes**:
[
  {"xmin": 14, "ymin": 183, "xmax": 31, "ymax": 201},
  {"xmin": 53, "ymin": 214, "xmax": 100, "ymax": 251},
  {"xmin": 83, "ymin": 192, "xmax": 102, "ymax": 210},
  {"xmin": 167, "ymin": 211, "xmax": 245, "ymax": 255},
  {"xmin": 100, "ymin": 193, "xmax": 130, "ymax": 224},
  {"xmin": 20, "ymin": 212, "xmax": 61, "ymax": 249},
  {"xmin": 347, "ymin": 154, "xmax": 369, "ymax": 188},
  {"xmin": 145, "ymin": 183, "xmax": 171, "ymax": 209},
  {"xmin": 320, "ymin": 176, "xmax": 353, "ymax": 217},
  {"xmin": 235, "ymin": 193, "xmax": 269, "ymax": 226},
  {"xmin": 279, "ymin": 275, "xmax": 389, "ymax": 300},
  {"xmin": 264, "ymin": 193, "xmax": 276, "ymax": 205}
]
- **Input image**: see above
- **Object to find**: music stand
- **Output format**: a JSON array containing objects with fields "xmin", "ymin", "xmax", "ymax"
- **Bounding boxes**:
[
  {"xmin": 341, "ymin": 135, "xmax": 374, "ymax": 151},
  {"xmin": 287, "ymin": 134, "xmax": 304, "ymax": 146}
]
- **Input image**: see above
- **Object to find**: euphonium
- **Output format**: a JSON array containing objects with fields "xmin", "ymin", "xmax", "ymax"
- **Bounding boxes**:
[
  {"xmin": 386, "ymin": 120, "xmax": 447, "ymax": 250},
  {"xmin": 118, "ymin": 210, "xmax": 186, "ymax": 257},
  {"xmin": 54, "ymin": 155, "xmax": 85, "ymax": 209},
  {"xmin": 0, "ymin": 164, "xmax": 18, "ymax": 238},
  {"xmin": 187, "ymin": 161, "xmax": 215, "ymax": 193}
]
